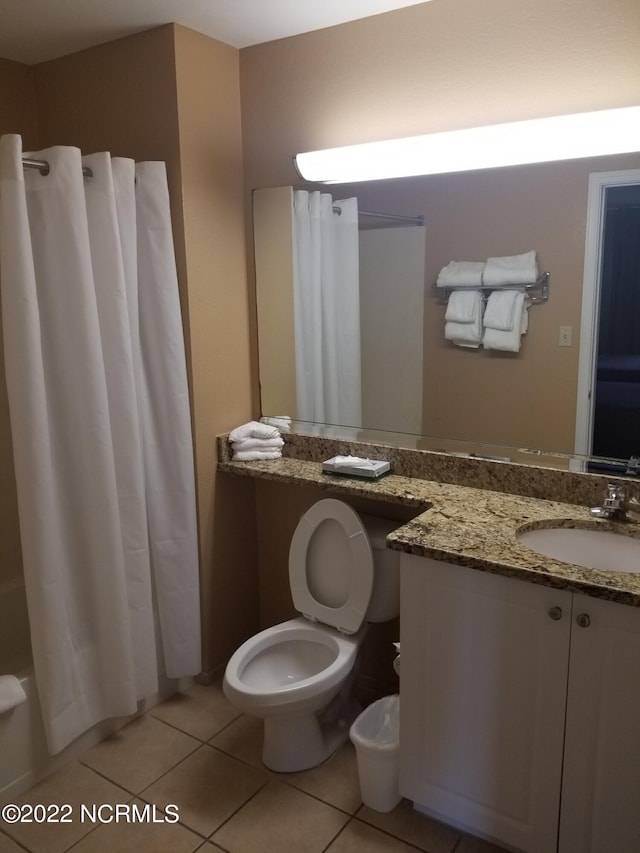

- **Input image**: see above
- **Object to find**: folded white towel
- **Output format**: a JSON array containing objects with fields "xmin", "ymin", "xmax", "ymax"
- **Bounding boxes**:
[
  {"xmin": 483, "ymin": 292, "xmax": 529, "ymax": 352},
  {"xmin": 229, "ymin": 420, "xmax": 280, "ymax": 443},
  {"xmin": 483, "ymin": 251, "xmax": 538, "ymax": 287},
  {"xmin": 445, "ymin": 316, "xmax": 483, "ymax": 348},
  {"xmin": 483, "ymin": 290, "xmax": 522, "ymax": 331},
  {"xmin": 445, "ymin": 290, "xmax": 483, "ymax": 324},
  {"xmin": 233, "ymin": 448, "xmax": 282, "ymax": 461},
  {"xmin": 445, "ymin": 289, "xmax": 483, "ymax": 347},
  {"xmin": 232, "ymin": 436, "xmax": 284, "ymax": 452},
  {"xmin": 260, "ymin": 416, "xmax": 292, "ymax": 433},
  {"xmin": 0, "ymin": 674, "xmax": 27, "ymax": 714},
  {"xmin": 437, "ymin": 261, "xmax": 486, "ymax": 287}
]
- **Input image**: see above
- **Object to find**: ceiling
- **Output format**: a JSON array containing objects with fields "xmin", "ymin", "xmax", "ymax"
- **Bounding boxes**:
[{"xmin": 0, "ymin": 0, "xmax": 430, "ymax": 66}]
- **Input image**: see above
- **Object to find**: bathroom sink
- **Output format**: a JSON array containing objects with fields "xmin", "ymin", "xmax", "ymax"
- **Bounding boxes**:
[{"xmin": 517, "ymin": 526, "xmax": 640, "ymax": 574}]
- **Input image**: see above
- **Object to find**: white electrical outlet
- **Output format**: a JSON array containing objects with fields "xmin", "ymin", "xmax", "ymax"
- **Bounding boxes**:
[{"xmin": 559, "ymin": 325, "xmax": 573, "ymax": 347}]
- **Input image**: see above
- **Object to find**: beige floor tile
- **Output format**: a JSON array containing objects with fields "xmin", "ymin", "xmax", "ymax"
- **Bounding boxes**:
[
  {"xmin": 283, "ymin": 741, "xmax": 362, "ymax": 813},
  {"xmin": 357, "ymin": 799, "xmax": 460, "ymax": 852},
  {"xmin": 327, "ymin": 819, "xmax": 419, "ymax": 852},
  {"xmin": 81, "ymin": 714, "xmax": 199, "ymax": 794},
  {"xmin": 211, "ymin": 779, "xmax": 349, "ymax": 853},
  {"xmin": 150, "ymin": 682, "xmax": 240, "ymax": 742},
  {"xmin": 142, "ymin": 744, "xmax": 268, "ymax": 837},
  {"xmin": 0, "ymin": 829, "xmax": 33, "ymax": 852},
  {"xmin": 209, "ymin": 713, "xmax": 271, "ymax": 773},
  {"xmin": 69, "ymin": 798, "xmax": 202, "ymax": 853},
  {"xmin": 0, "ymin": 761, "xmax": 131, "ymax": 853}
]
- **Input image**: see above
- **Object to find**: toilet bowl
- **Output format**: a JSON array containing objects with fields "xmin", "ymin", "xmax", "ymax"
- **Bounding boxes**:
[{"xmin": 223, "ymin": 498, "xmax": 399, "ymax": 772}]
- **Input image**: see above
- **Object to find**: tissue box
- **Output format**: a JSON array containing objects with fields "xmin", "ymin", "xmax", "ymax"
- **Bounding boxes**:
[{"xmin": 321, "ymin": 455, "xmax": 391, "ymax": 480}]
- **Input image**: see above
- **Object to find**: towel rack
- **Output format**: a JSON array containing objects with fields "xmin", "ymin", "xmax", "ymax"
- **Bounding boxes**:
[{"xmin": 433, "ymin": 271, "xmax": 550, "ymax": 304}]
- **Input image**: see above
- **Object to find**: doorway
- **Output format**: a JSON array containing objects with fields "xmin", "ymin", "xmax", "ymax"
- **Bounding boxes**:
[{"xmin": 575, "ymin": 170, "xmax": 640, "ymax": 470}]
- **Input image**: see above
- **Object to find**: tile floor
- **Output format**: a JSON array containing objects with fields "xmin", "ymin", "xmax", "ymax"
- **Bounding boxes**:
[{"xmin": 0, "ymin": 683, "xmax": 509, "ymax": 853}]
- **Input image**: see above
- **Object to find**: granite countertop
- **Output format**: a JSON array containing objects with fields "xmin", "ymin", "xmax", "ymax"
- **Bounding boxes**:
[{"xmin": 219, "ymin": 456, "xmax": 640, "ymax": 607}]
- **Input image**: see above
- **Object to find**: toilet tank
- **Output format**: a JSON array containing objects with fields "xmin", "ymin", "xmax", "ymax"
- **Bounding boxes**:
[{"xmin": 360, "ymin": 513, "xmax": 400, "ymax": 622}]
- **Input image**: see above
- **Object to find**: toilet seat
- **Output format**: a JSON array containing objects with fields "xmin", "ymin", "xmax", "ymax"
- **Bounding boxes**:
[{"xmin": 289, "ymin": 498, "xmax": 374, "ymax": 635}]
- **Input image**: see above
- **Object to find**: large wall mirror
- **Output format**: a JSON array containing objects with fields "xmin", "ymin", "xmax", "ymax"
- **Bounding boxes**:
[{"xmin": 254, "ymin": 150, "xmax": 640, "ymax": 473}]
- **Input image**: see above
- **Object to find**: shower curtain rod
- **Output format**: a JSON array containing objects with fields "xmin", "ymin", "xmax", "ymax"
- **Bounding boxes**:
[
  {"xmin": 22, "ymin": 157, "xmax": 94, "ymax": 178},
  {"xmin": 333, "ymin": 205, "xmax": 424, "ymax": 225},
  {"xmin": 21, "ymin": 160, "xmax": 424, "ymax": 225},
  {"xmin": 20, "ymin": 160, "xmax": 424, "ymax": 225}
]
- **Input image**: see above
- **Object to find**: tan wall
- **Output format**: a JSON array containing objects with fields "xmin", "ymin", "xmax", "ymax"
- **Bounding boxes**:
[
  {"xmin": 172, "ymin": 25, "xmax": 257, "ymax": 671},
  {"xmin": 0, "ymin": 58, "xmax": 39, "ymax": 147},
  {"xmin": 2, "ymin": 25, "xmax": 256, "ymax": 673},
  {"xmin": 0, "ymin": 58, "xmax": 39, "ymax": 589},
  {"xmin": 239, "ymin": 0, "xmax": 640, "ymax": 641},
  {"xmin": 240, "ymin": 0, "xmax": 640, "ymax": 189}
]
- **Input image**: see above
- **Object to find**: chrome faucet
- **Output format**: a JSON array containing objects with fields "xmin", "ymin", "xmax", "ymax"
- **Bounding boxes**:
[{"xmin": 590, "ymin": 483, "xmax": 640, "ymax": 521}]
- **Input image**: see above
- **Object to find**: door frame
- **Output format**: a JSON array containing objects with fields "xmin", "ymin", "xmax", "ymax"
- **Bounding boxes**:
[{"xmin": 574, "ymin": 169, "xmax": 640, "ymax": 458}]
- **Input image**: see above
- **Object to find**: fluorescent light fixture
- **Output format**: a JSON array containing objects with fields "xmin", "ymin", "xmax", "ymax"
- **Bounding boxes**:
[{"xmin": 294, "ymin": 106, "xmax": 640, "ymax": 183}]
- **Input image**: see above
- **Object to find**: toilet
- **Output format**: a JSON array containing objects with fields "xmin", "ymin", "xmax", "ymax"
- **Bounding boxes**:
[{"xmin": 223, "ymin": 498, "xmax": 400, "ymax": 772}]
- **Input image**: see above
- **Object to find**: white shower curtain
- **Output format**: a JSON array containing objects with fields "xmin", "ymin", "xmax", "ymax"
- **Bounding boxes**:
[
  {"xmin": 292, "ymin": 190, "xmax": 362, "ymax": 426},
  {"xmin": 0, "ymin": 134, "xmax": 201, "ymax": 754}
]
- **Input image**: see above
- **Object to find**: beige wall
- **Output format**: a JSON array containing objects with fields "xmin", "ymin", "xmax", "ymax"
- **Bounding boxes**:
[
  {"xmin": 172, "ymin": 25, "xmax": 257, "ymax": 671},
  {"xmin": 240, "ymin": 0, "xmax": 640, "ymax": 189},
  {"xmin": 0, "ymin": 58, "xmax": 39, "ymax": 148},
  {"xmin": 1, "ymin": 26, "xmax": 257, "ymax": 673}
]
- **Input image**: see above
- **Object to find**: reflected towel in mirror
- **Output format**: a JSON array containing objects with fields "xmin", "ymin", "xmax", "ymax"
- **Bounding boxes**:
[
  {"xmin": 483, "ymin": 289, "xmax": 522, "ymax": 331},
  {"xmin": 483, "ymin": 292, "xmax": 529, "ymax": 351},
  {"xmin": 445, "ymin": 289, "xmax": 483, "ymax": 347},
  {"xmin": 437, "ymin": 260, "xmax": 485, "ymax": 287},
  {"xmin": 483, "ymin": 250, "xmax": 538, "ymax": 286}
]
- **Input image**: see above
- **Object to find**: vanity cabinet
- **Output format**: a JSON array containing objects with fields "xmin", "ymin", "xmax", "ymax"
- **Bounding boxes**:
[
  {"xmin": 399, "ymin": 554, "xmax": 640, "ymax": 853},
  {"xmin": 558, "ymin": 589, "xmax": 640, "ymax": 853}
]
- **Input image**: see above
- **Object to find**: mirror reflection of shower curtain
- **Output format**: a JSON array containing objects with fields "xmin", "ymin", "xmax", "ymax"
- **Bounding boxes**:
[{"xmin": 292, "ymin": 191, "xmax": 362, "ymax": 426}]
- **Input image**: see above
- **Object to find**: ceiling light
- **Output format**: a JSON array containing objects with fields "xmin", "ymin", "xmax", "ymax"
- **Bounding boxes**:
[{"xmin": 293, "ymin": 106, "xmax": 640, "ymax": 183}]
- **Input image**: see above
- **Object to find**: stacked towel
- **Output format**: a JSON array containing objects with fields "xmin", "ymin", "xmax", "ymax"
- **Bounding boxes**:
[
  {"xmin": 229, "ymin": 420, "xmax": 284, "ymax": 461},
  {"xmin": 437, "ymin": 252, "xmax": 538, "ymax": 289},
  {"xmin": 229, "ymin": 420, "xmax": 279, "ymax": 442},
  {"xmin": 483, "ymin": 251, "xmax": 538, "ymax": 287},
  {"xmin": 444, "ymin": 290, "xmax": 484, "ymax": 348},
  {"xmin": 260, "ymin": 415, "xmax": 292, "ymax": 433},
  {"xmin": 482, "ymin": 291, "xmax": 530, "ymax": 352},
  {"xmin": 437, "ymin": 261, "xmax": 485, "ymax": 288}
]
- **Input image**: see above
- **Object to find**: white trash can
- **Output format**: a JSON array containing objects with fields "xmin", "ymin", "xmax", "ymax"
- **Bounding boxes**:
[{"xmin": 349, "ymin": 694, "xmax": 401, "ymax": 813}]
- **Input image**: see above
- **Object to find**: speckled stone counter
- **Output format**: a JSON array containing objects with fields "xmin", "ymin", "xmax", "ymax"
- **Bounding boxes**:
[
  {"xmin": 219, "ymin": 450, "xmax": 640, "ymax": 608},
  {"xmin": 218, "ymin": 430, "xmax": 640, "ymax": 507}
]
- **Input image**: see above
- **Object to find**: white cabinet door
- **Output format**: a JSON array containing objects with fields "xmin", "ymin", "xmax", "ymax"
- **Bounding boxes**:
[
  {"xmin": 399, "ymin": 555, "xmax": 571, "ymax": 853},
  {"xmin": 559, "ymin": 594, "xmax": 640, "ymax": 853}
]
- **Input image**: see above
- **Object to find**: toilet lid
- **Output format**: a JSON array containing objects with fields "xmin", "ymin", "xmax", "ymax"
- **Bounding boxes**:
[{"xmin": 289, "ymin": 499, "xmax": 374, "ymax": 635}]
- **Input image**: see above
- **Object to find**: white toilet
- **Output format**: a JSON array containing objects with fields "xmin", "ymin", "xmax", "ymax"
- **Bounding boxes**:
[{"xmin": 223, "ymin": 498, "xmax": 400, "ymax": 772}]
